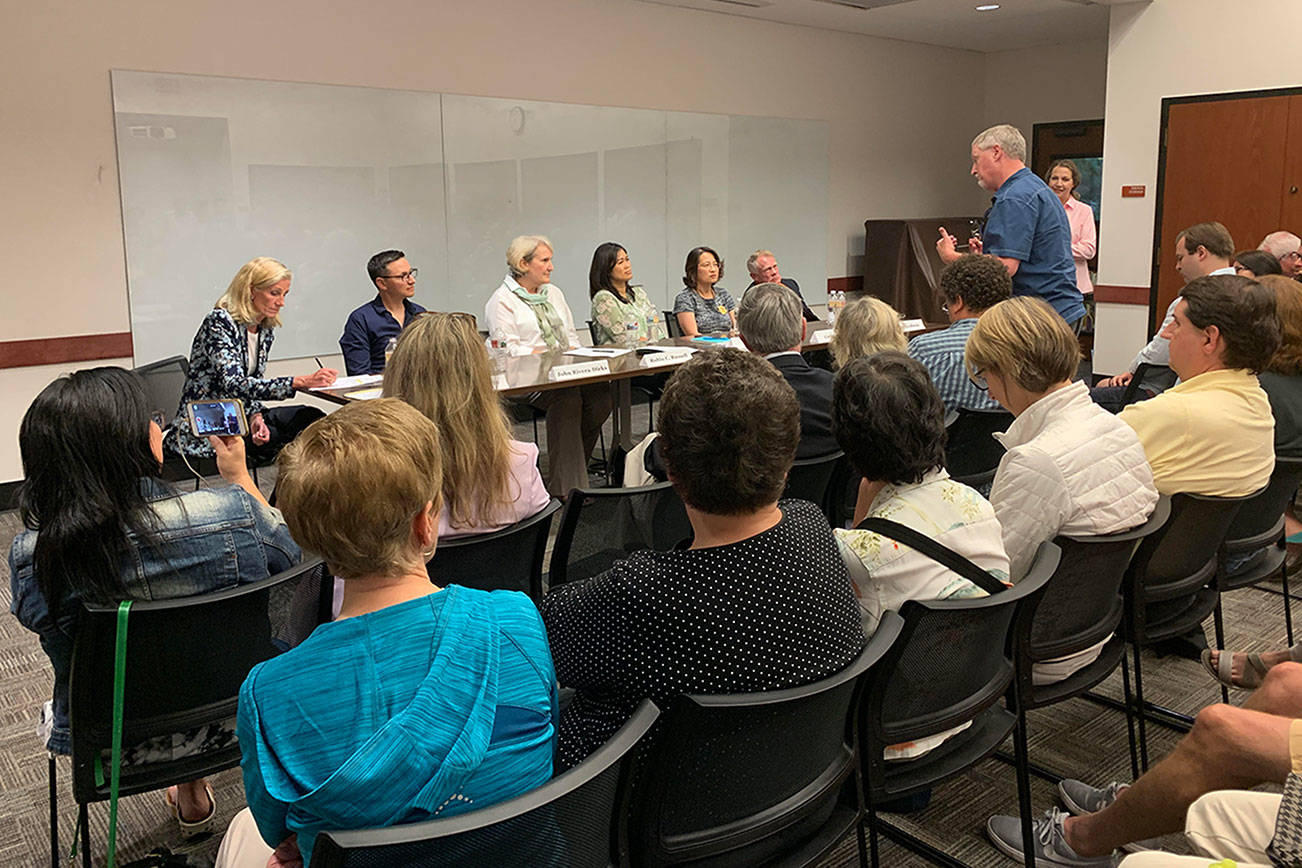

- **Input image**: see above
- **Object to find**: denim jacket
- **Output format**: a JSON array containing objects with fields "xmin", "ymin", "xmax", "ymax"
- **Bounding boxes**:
[
  {"xmin": 171, "ymin": 308, "xmax": 297, "ymax": 457},
  {"xmin": 9, "ymin": 477, "xmax": 300, "ymax": 754}
]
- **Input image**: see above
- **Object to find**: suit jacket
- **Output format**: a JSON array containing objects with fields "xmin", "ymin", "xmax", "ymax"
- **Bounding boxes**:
[{"xmin": 767, "ymin": 352, "xmax": 839, "ymax": 459}]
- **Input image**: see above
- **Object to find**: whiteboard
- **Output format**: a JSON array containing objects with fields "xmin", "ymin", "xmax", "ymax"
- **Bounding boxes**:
[{"xmin": 112, "ymin": 71, "xmax": 828, "ymax": 363}]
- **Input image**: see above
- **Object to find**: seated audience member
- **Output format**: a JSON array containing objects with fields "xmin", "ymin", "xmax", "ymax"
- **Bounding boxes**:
[
  {"xmin": 541, "ymin": 349, "xmax": 865, "ymax": 769},
  {"xmin": 828, "ymin": 296, "xmax": 907, "ymax": 368},
  {"xmin": 1234, "ymin": 248, "xmax": 1283, "ymax": 279},
  {"xmin": 218, "ymin": 399, "xmax": 556, "ymax": 868},
  {"xmin": 986, "ymin": 662, "xmax": 1302, "ymax": 867},
  {"xmin": 10, "ymin": 367, "xmax": 300, "ymax": 838},
  {"xmin": 1260, "ymin": 230, "xmax": 1302, "ymax": 278},
  {"xmin": 588, "ymin": 242, "xmax": 666, "ymax": 345},
  {"xmin": 172, "ymin": 257, "xmax": 336, "ymax": 461},
  {"xmin": 908, "ymin": 253, "xmax": 1012, "ymax": 414},
  {"xmin": 382, "ymin": 312, "xmax": 549, "ymax": 538},
  {"xmin": 338, "ymin": 249, "xmax": 427, "ymax": 375},
  {"xmin": 745, "ymin": 249, "xmax": 817, "ymax": 321},
  {"xmin": 673, "ymin": 246, "xmax": 736, "ymax": 337},
  {"xmin": 484, "ymin": 234, "xmax": 612, "ymax": 496},
  {"xmin": 1092, "ymin": 221, "xmax": 1237, "ymax": 412},
  {"xmin": 831, "ymin": 352, "xmax": 1008, "ymax": 759},
  {"xmin": 965, "ymin": 297, "xmax": 1158, "ymax": 682}
]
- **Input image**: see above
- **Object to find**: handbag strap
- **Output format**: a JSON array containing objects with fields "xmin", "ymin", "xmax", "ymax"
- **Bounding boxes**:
[
  {"xmin": 107, "ymin": 600, "xmax": 132, "ymax": 868},
  {"xmin": 856, "ymin": 516, "xmax": 1007, "ymax": 595}
]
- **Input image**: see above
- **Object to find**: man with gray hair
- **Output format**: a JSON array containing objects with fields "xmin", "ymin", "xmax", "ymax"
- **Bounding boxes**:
[
  {"xmin": 1260, "ymin": 230, "xmax": 1302, "ymax": 278},
  {"xmin": 737, "ymin": 282, "xmax": 838, "ymax": 458},
  {"xmin": 936, "ymin": 124, "xmax": 1085, "ymax": 329},
  {"xmin": 745, "ymin": 249, "xmax": 817, "ymax": 321}
]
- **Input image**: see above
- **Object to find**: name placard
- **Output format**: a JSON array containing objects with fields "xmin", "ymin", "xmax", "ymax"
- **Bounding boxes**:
[
  {"xmin": 639, "ymin": 349, "xmax": 695, "ymax": 369},
  {"xmin": 547, "ymin": 360, "xmax": 611, "ymax": 382},
  {"xmin": 810, "ymin": 328, "xmax": 834, "ymax": 344},
  {"xmin": 900, "ymin": 319, "xmax": 926, "ymax": 333}
]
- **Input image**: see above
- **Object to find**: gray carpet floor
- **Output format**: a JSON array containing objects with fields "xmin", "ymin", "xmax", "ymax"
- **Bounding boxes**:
[{"xmin": 0, "ymin": 410, "xmax": 1289, "ymax": 866}]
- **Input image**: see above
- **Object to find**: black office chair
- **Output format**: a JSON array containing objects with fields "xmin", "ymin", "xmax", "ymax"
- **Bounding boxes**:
[
  {"xmin": 944, "ymin": 408, "xmax": 1013, "ymax": 490},
  {"xmin": 1120, "ymin": 362, "xmax": 1175, "ymax": 405},
  {"xmin": 57, "ymin": 557, "xmax": 331, "ymax": 868},
  {"xmin": 1004, "ymin": 497, "xmax": 1171, "ymax": 786},
  {"xmin": 133, "ymin": 356, "xmax": 201, "ymax": 484},
  {"xmin": 663, "ymin": 311, "xmax": 683, "ymax": 339},
  {"xmin": 548, "ymin": 482, "xmax": 691, "ymax": 589},
  {"xmin": 783, "ymin": 450, "xmax": 844, "ymax": 517},
  {"xmin": 428, "ymin": 500, "xmax": 560, "ymax": 603},
  {"xmin": 622, "ymin": 620, "xmax": 900, "ymax": 867},
  {"xmin": 824, "ymin": 455, "xmax": 861, "ymax": 530},
  {"xmin": 1211, "ymin": 455, "xmax": 1302, "ymax": 701},
  {"xmin": 858, "ymin": 541, "xmax": 1059, "ymax": 868},
  {"xmin": 312, "ymin": 700, "xmax": 660, "ymax": 867}
]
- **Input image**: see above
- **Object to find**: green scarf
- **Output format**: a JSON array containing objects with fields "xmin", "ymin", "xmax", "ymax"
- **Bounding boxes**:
[{"xmin": 510, "ymin": 283, "xmax": 566, "ymax": 350}]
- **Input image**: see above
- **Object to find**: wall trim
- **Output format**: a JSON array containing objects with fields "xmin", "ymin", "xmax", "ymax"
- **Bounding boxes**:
[
  {"xmin": 0, "ymin": 332, "xmax": 133, "ymax": 369},
  {"xmin": 1093, "ymin": 285, "xmax": 1150, "ymax": 305}
]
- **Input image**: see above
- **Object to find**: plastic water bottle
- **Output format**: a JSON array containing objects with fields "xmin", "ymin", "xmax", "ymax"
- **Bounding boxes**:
[
  {"xmin": 384, "ymin": 336, "xmax": 398, "ymax": 367},
  {"xmin": 625, "ymin": 320, "xmax": 640, "ymax": 347},
  {"xmin": 487, "ymin": 328, "xmax": 509, "ymax": 371}
]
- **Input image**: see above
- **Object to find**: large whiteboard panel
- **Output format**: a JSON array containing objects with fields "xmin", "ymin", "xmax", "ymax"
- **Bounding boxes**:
[{"xmin": 113, "ymin": 71, "xmax": 828, "ymax": 362}]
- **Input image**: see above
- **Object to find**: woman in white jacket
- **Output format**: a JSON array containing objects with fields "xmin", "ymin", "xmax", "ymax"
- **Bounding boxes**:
[{"xmin": 966, "ymin": 296, "xmax": 1159, "ymax": 683}]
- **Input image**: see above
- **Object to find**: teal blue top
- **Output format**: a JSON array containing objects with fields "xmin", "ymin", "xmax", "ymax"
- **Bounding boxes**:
[{"xmin": 237, "ymin": 585, "xmax": 557, "ymax": 865}]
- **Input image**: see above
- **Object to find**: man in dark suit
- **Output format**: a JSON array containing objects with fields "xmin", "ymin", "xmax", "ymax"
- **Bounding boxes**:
[
  {"xmin": 745, "ymin": 250, "xmax": 818, "ymax": 322},
  {"xmin": 737, "ymin": 282, "xmax": 838, "ymax": 459}
]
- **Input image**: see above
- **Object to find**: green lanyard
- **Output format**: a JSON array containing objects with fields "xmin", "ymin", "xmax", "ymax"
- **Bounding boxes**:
[{"xmin": 107, "ymin": 600, "xmax": 132, "ymax": 868}]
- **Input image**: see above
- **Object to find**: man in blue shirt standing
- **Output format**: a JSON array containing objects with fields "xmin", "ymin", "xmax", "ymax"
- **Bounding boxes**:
[
  {"xmin": 338, "ymin": 249, "xmax": 427, "ymax": 375},
  {"xmin": 936, "ymin": 124, "xmax": 1085, "ymax": 330}
]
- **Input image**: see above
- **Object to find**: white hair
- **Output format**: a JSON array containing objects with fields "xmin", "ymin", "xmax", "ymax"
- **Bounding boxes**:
[
  {"xmin": 971, "ymin": 124, "xmax": 1027, "ymax": 162},
  {"xmin": 506, "ymin": 235, "xmax": 553, "ymax": 278},
  {"xmin": 1260, "ymin": 231, "xmax": 1302, "ymax": 259}
]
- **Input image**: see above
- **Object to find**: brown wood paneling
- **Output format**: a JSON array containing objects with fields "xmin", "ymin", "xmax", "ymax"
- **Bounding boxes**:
[
  {"xmin": 1281, "ymin": 94, "xmax": 1302, "ymax": 231},
  {"xmin": 827, "ymin": 276, "xmax": 863, "ymax": 297},
  {"xmin": 1157, "ymin": 97, "xmax": 1290, "ymax": 327},
  {"xmin": 1093, "ymin": 285, "xmax": 1149, "ymax": 305},
  {"xmin": 0, "ymin": 333, "xmax": 133, "ymax": 369},
  {"xmin": 1030, "ymin": 120, "xmax": 1104, "ymax": 179}
]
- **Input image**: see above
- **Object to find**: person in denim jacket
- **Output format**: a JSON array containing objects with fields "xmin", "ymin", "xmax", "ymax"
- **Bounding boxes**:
[
  {"xmin": 9, "ymin": 367, "xmax": 300, "ymax": 836},
  {"xmin": 170, "ymin": 257, "xmax": 337, "ymax": 460}
]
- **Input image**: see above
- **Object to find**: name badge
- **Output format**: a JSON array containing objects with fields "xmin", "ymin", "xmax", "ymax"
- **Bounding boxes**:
[
  {"xmin": 547, "ymin": 360, "xmax": 611, "ymax": 382},
  {"xmin": 639, "ymin": 349, "xmax": 695, "ymax": 369}
]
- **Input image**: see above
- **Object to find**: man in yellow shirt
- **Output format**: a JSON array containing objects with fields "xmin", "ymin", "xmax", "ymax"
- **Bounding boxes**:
[{"xmin": 1119, "ymin": 274, "xmax": 1279, "ymax": 497}]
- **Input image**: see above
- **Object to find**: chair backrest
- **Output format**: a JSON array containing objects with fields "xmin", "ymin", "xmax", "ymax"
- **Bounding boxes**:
[
  {"xmin": 69, "ymin": 557, "xmax": 330, "ymax": 804},
  {"xmin": 428, "ymin": 500, "xmax": 560, "ymax": 602},
  {"xmin": 1018, "ymin": 497, "xmax": 1171, "ymax": 666},
  {"xmin": 1129, "ymin": 491, "xmax": 1253, "ymax": 603},
  {"xmin": 312, "ymin": 700, "xmax": 660, "ymax": 868},
  {"xmin": 943, "ymin": 408, "xmax": 1013, "ymax": 480},
  {"xmin": 1223, "ymin": 456, "xmax": 1302, "ymax": 554},
  {"xmin": 623, "ymin": 620, "xmax": 900, "ymax": 867},
  {"xmin": 132, "ymin": 355, "xmax": 190, "ymax": 420},
  {"xmin": 858, "ymin": 541, "xmax": 1058, "ymax": 793},
  {"xmin": 782, "ymin": 450, "xmax": 843, "ymax": 513},
  {"xmin": 663, "ymin": 310, "xmax": 682, "ymax": 338},
  {"xmin": 548, "ymin": 482, "xmax": 691, "ymax": 589},
  {"xmin": 1123, "ymin": 362, "xmax": 1176, "ymax": 403},
  {"xmin": 824, "ymin": 454, "xmax": 860, "ymax": 530}
]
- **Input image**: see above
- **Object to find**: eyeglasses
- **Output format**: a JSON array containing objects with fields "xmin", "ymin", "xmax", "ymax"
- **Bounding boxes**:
[
  {"xmin": 149, "ymin": 410, "xmax": 167, "ymax": 428},
  {"xmin": 383, "ymin": 268, "xmax": 418, "ymax": 281},
  {"xmin": 1285, "ymin": 252, "xmax": 1302, "ymax": 263},
  {"xmin": 967, "ymin": 368, "xmax": 989, "ymax": 392}
]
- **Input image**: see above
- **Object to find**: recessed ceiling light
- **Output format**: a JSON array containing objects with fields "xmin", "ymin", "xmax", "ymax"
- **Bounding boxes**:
[{"xmin": 976, "ymin": 3, "xmax": 1000, "ymax": 9}]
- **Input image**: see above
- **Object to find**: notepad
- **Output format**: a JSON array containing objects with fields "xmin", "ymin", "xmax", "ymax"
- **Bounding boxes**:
[
  {"xmin": 343, "ymin": 387, "xmax": 384, "ymax": 400},
  {"xmin": 312, "ymin": 373, "xmax": 381, "ymax": 390}
]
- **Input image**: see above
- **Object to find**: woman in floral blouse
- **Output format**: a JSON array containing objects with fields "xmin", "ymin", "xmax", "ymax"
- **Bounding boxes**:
[
  {"xmin": 587, "ymin": 242, "xmax": 666, "ymax": 346},
  {"xmin": 170, "ymin": 257, "xmax": 337, "ymax": 460}
]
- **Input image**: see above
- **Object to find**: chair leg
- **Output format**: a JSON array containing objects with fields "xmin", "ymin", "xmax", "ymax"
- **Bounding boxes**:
[
  {"xmin": 1012, "ymin": 704, "xmax": 1037, "ymax": 868},
  {"xmin": 1213, "ymin": 597, "xmax": 1229, "ymax": 706},
  {"xmin": 1132, "ymin": 641, "xmax": 1150, "ymax": 773},
  {"xmin": 866, "ymin": 802, "xmax": 880, "ymax": 868},
  {"xmin": 79, "ymin": 804, "xmax": 90, "ymax": 868},
  {"xmin": 1119, "ymin": 651, "xmax": 1140, "ymax": 781},
  {"xmin": 1284, "ymin": 560, "xmax": 1295, "ymax": 647},
  {"xmin": 48, "ymin": 755, "xmax": 58, "ymax": 868}
]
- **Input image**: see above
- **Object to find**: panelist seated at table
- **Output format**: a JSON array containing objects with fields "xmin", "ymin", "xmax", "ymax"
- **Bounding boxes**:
[
  {"xmin": 484, "ymin": 235, "xmax": 613, "ymax": 497},
  {"xmin": 673, "ymin": 245, "xmax": 737, "ymax": 337},
  {"xmin": 338, "ymin": 249, "xmax": 427, "ymax": 376},
  {"xmin": 588, "ymin": 241, "xmax": 667, "ymax": 346},
  {"xmin": 382, "ymin": 312, "xmax": 550, "ymax": 538},
  {"xmin": 744, "ymin": 248, "xmax": 818, "ymax": 322},
  {"xmin": 171, "ymin": 257, "xmax": 337, "ymax": 461}
]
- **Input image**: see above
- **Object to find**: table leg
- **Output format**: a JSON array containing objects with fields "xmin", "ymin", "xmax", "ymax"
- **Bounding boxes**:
[{"xmin": 612, "ymin": 378, "xmax": 633, "ymax": 452}]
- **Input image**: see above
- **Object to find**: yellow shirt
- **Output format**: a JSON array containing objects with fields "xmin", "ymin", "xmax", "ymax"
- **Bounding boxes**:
[{"xmin": 1119, "ymin": 368, "xmax": 1273, "ymax": 497}]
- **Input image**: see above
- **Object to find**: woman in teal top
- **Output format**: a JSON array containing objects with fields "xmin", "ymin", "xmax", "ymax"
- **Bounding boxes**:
[
  {"xmin": 588, "ymin": 242, "xmax": 667, "ymax": 345},
  {"xmin": 223, "ymin": 399, "xmax": 557, "ymax": 868}
]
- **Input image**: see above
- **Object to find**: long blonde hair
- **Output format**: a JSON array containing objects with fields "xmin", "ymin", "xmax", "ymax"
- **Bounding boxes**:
[
  {"xmin": 382, "ymin": 312, "xmax": 517, "ymax": 530},
  {"xmin": 829, "ymin": 296, "xmax": 907, "ymax": 368},
  {"xmin": 215, "ymin": 257, "xmax": 291, "ymax": 328}
]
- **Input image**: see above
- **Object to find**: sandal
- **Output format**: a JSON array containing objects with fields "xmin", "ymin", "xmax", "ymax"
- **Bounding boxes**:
[
  {"xmin": 164, "ymin": 781, "xmax": 216, "ymax": 839},
  {"xmin": 1200, "ymin": 643, "xmax": 1302, "ymax": 690}
]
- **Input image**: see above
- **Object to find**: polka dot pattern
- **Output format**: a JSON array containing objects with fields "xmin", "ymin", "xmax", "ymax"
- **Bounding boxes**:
[{"xmin": 540, "ymin": 499, "xmax": 866, "ymax": 769}]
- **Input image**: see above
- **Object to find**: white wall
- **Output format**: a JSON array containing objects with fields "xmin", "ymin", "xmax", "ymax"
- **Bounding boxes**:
[
  {"xmin": 983, "ymin": 39, "xmax": 1108, "ymax": 139},
  {"xmin": 1093, "ymin": 0, "xmax": 1302, "ymax": 371}
]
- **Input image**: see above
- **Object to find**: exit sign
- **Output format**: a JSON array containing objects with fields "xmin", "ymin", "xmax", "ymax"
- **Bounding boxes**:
[{"xmin": 1122, "ymin": 185, "xmax": 1146, "ymax": 198}]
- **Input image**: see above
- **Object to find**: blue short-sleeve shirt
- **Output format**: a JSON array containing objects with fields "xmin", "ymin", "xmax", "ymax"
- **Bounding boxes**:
[{"xmin": 982, "ymin": 168, "xmax": 1085, "ymax": 324}]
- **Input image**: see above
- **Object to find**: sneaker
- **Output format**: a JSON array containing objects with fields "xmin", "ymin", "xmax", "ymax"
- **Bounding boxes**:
[
  {"xmin": 986, "ymin": 807, "xmax": 1116, "ymax": 867},
  {"xmin": 1057, "ymin": 780, "xmax": 1161, "ymax": 852}
]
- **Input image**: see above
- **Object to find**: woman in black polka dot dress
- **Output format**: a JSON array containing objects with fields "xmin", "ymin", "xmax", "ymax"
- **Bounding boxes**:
[{"xmin": 541, "ymin": 349, "xmax": 866, "ymax": 769}]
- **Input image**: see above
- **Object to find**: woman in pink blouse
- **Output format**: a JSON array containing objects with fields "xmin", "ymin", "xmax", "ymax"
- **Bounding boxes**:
[{"xmin": 1045, "ymin": 160, "xmax": 1097, "ymax": 297}]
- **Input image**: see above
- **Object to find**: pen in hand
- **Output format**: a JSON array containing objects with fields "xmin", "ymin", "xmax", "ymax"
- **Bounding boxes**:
[{"xmin": 314, "ymin": 357, "xmax": 325, "ymax": 369}]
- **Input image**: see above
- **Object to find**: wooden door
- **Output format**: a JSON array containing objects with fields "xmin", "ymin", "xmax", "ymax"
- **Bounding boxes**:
[
  {"xmin": 1281, "ymin": 94, "xmax": 1302, "ymax": 230},
  {"xmin": 1154, "ymin": 96, "xmax": 1291, "ymax": 328}
]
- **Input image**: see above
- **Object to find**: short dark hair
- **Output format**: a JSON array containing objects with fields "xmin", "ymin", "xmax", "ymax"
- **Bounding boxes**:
[
  {"xmin": 588, "ymin": 242, "xmax": 626, "ymax": 300},
  {"xmin": 682, "ymin": 246, "xmax": 724, "ymax": 290},
  {"xmin": 1233, "ymin": 249, "xmax": 1283, "ymax": 277},
  {"xmin": 657, "ymin": 349, "xmax": 798, "ymax": 514},
  {"xmin": 367, "ymin": 249, "xmax": 407, "ymax": 285},
  {"xmin": 1177, "ymin": 222, "xmax": 1234, "ymax": 261},
  {"xmin": 832, "ymin": 352, "xmax": 947, "ymax": 486},
  {"xmin": 939, "ymin": 254, "xmax": 1013, "ymax": 313},
  {"xmin": 1180, "ymin": 274, "xmax": 1281, "ymax": 373}
]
